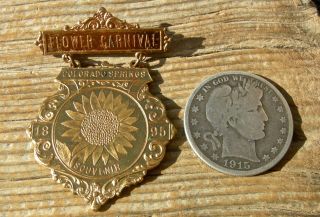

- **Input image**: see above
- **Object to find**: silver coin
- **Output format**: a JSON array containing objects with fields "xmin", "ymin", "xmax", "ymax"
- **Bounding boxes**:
[{"xmin": 184, "ymin": 71, "xmax": 293, "ymax": 176}]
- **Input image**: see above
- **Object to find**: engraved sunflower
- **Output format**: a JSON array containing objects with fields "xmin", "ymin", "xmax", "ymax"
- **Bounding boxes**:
[{"xmin": 61, "ymin": 90, "xmax": 138, "ymax": 166}]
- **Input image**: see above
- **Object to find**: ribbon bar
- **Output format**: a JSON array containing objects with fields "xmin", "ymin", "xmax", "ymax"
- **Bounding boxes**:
[{"xmin": 37, "ymin": 28, "xmax": 168, "ymax": 55}]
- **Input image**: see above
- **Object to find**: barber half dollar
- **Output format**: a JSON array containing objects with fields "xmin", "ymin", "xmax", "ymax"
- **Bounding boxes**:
[{"xmin": 184, "ymin": 72, "xmax": 293, "ymax": 176}]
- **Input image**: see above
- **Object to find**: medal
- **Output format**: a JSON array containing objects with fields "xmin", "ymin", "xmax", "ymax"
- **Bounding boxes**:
[{"xmin": 28, "ymin": 7, "xmax": 175, "ymax": 210}]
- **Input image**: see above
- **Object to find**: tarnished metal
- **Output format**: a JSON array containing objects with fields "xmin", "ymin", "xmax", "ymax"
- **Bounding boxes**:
[
  {"xmin": 35, "ymin": 7, "xmax": 170, "ymax": 55},
  {"xmin": 184, "ymin": 72, "xmax": 293, "ymax": 176},
  {"xmin": 29, "ymin": 8, "xmax": 175, "ymax": 210}
]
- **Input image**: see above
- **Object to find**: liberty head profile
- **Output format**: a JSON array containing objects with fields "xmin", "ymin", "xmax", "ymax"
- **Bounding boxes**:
[{"xmin": 205, "ymin": 79, "xmax": 268, "ymax": 162}]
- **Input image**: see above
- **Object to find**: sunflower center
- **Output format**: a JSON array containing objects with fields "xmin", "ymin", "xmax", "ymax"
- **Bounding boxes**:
[{"xmin": 80, "ymin": 109, "xmax": 119, "ymax": 146}]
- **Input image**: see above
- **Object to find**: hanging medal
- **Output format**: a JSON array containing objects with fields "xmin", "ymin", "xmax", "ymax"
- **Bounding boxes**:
[{"xmin": 28, "ymin": 7, "xmax": 175, "ymax": 210}]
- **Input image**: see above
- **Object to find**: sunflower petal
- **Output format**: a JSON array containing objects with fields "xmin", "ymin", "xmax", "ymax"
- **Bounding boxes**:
[
  {"xmin": 62, "ymin": 128, "xmax": 79, "ymax": 138},
  {"xmin": 92, "ymin": 146, "xmax": 103, "ymax": 165},
  {"xmin": 101, "ymin": 150, "xmax": 109, "ymax": 165},
  {"xmin": 73, "ymin": 101, "xmax": 85, "ymax": 114},
  {"xmin": 82, "ymin": 95, "xmax": 91, "ymax": 114},
  {"xmin": 115, "ymin": 143, "xmax": 127, "ymax": 155},
  {"xmin": 116, "ymin": 136, "xmax": 133, "ymax": 148},
  {"xmin": 119, "ymin": 100, "xmax": 129, "ymax": 111},
  {"xmin": 104, "ymin": 142, "xmax": 119, "ymax": 160},
  {"xmin": 121, "ymin": 116, "xmax": 138, "ymax": 125},
  {"xmin": 72, "ymin": 132, "xmax": 81, "ymax": 142},
  {"xmin": 66, "ymin": 110, "xmax": 84, "ymax": 121},
  {"xmin": 113, "ymin": 95, "xmax": 122, "ymax": 111},
  {"xmin": 61, "ymin": 120, "xmax": 82, "ymax": 129},
  {"xmin": 98, "ymin": 90, "xmax": 106, "ymax": 106},
  {"xmin": 71, "ymin": 142, "xmax": 88, "ymax": 157},
  {"xmin": 56, "ymin": 140, "xmax": 71, "ymax": 164},
  {"xmin": 70, "ymin": 142, "xmax": 88, "ymax": 166},
  {"xmin": 83, "ymin": 145, "xmax": 96, "ymax": 163},
  {"xmin": 90, "ymin": 91, "xmax": 101, "ymax": 110},
  {"xmin": 118, "ymin": 108, "xmax": 135, "ymax": 120},
  {"xmin": 120, "ymin": 131, "xmax": 136, "ymax": 142},
  {"xmin": 119, "ymin": 124, "xmax": 138, "ymax": 132},
  {"xmin": 103, "ymin": 91, "xmax": 113, "ymax": 111}
]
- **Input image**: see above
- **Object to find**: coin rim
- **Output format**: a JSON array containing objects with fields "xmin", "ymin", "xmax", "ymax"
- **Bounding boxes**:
[{"xmin": 184, "ymin": 71, "xmax": 294, "ymax": 176}]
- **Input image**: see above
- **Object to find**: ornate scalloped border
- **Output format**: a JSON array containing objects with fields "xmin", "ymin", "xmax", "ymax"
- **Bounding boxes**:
[
  {"xmin": 51, "ymin": 139, "xmax": 167, "ymax": 210},
  {"xmin": 64, "ymin": 7, "xmax": 140, "ymax": 31},
  {"xmin": 30, "ymin": 72, "xmax": 175, "ymax": 210}
]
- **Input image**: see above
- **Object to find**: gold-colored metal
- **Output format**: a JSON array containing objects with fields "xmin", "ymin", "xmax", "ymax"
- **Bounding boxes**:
[
  {"xmin": 29, "ymin": 67, "xmax": 174, "ymax": 210},
  {"xmin": 29, "ymin": 7, "xmax": 175, "ymax": 210},
  {"xmin": 35, "ymin": 7, "xmax": 170, "ymax": 55}
]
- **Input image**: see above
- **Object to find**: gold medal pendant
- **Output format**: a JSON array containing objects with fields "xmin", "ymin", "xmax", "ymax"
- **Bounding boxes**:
[{"xmin": 28, "ymin": 8, "xmax": 174, "ymax": 210}]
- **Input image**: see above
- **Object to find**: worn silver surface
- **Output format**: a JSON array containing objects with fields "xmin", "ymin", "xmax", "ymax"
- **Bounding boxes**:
[{"xmin": 184, "ymin": 72, "xmax": 293, "ymax": 176}]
